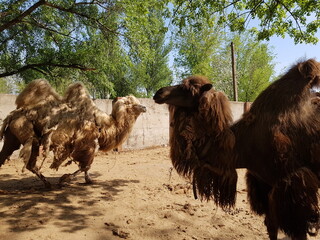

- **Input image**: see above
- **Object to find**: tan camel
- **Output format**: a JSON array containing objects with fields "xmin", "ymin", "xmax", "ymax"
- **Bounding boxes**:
[{"xmin": 0, "ymin": 79, "xmax": 146, "ymax": 187}]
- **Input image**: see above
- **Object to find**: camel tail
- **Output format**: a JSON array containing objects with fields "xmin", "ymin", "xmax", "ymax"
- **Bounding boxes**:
[
  {"xmin": 0, "ymin": 114, "xmax": 12, "ymax": 141},
  {"xmin": 270, "ymin": 167, "xmax": 320, "ymax": 238}
]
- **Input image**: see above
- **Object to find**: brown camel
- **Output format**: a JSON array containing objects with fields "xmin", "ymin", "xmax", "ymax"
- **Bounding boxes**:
[
  {"xmin": 0, "ymin": 79, "xmax": 146, "ymax": 187},
  {"xmin": 153, "ymin": 59, "xmax": 320, "ymax": 240}
]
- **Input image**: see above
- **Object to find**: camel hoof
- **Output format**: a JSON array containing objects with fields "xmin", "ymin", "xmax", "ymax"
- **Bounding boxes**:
[
  {"xmin": 85, "ymin": 177, "xmax": 94, "ymax": 184},
  {"xmin": 59, "ymin": 174, "xmax": 72, "ymax": 184}
]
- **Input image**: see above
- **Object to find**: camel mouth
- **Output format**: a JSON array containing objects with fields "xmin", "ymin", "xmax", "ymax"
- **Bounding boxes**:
[
  {"xmin": 153, "ymin": 97, "xmax": 166, "ymax": 104},
  {"xmin": 311, "ymin": 76, "xmax": 320, "ymax": 88},
  {"xmin": 153, "ymin": 93, "xmax": 166, "ymax": 104},
  {"xmin": 135, "ymin": 105, "xmax": 147, "ymax": 113},
  {"xmin": 141, "ymin": 105, "xmax": 147, "ymax": 112},
  {"xmin": 153, "ymin": 87, "xmax": 171, "ymax": 104}
]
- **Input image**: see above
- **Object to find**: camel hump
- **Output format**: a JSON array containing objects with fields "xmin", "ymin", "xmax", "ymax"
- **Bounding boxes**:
[
  {"xmin": 63, "ymin": 82, "xmax": 94, "ymax": 108},
  {"xmin": 15, "ymin": 79, "xmax": 62, "ymax": 108}
]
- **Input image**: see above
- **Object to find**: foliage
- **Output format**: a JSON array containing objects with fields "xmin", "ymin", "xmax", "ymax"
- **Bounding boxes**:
[
  {"xmin": 0, "ymin": 0, "xmax": 124, "ymax": 94},
  {"xmin": 122, "ymin": 4, "xmax": 173, "ymax": 97},
  {"xmin": 0, "ymin": 77, "xmax": 12, "ymax": 93},
  {"xmin": 171, "ymin": 0, "xmax": 320, "ymax": 44},
  {"xmin": 174, "ymin": 24, "xmax": 275, "ymax": 101},
  {"xmin": 174, "ymin": 18, "xmax": 224, "ymax": 80},
  {"xmin": 0, "ymin": 0, "xmax": 308, "ymax": 98},
  {"xmin": 232, "ymin": 35, "xmax": 275, "ymax": 102},
  {"xmin": 0, "ymin": 0, "xmax": 173, "ymax": 97}
]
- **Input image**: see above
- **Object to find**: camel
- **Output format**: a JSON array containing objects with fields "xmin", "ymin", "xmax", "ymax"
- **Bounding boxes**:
[
  {"xmin": 0, "ymin": 79, "xmax": 146, "ymax": 187},
  {"xmin": 153, "ymin": 59, "xmax": 320, "ymax": 240}
]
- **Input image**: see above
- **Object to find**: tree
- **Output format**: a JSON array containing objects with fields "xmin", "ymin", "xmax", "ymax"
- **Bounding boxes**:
[
  {"xmin": 0, "ymin": 0, "xmax": 314, "ymax": 96},
  {"xmin": 0, "ymin": 77, "xmax": 14, "ymax": 93},
  {"xmin": 0, "ymin": 0, "xmax": 173, "ymax": 96},
  {"xmin": 0, "ymin": 1, "xmax": 119, "ymax": 78},
  {"xmin": 0, "ymin": 0, "xmax": 134, "ymax": 96},
  {"xmin": 174, "ymin": 18, "xmax": 224, "ymax": 80},
  {"xmin": 174, "ymin": 21, "xmax": 275, "ymax": 101},
  {"xmin": 171, "ymin": 0, "xmax": 320, "ymax": 44},
  {"xmin": 123, "ymin": 4, "xmax": 173, "ymax": 97},
  {"xmin": 206, "ymin": 33, "xmax": 276, "ymax": 102},
  {"xmin": 232, "ymin": 34, "xmax": 275, "ymax": 102}
]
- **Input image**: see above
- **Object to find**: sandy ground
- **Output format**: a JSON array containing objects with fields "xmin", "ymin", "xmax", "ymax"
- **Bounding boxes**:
[{"xmin": 0, "ymin": 146, "xmax": 317, "ymax": 240}]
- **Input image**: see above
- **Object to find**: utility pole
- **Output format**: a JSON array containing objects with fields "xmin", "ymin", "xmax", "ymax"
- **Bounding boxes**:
[{"xmin": 231, "ymin": 42, "xmax": 238, "ymax": 101}]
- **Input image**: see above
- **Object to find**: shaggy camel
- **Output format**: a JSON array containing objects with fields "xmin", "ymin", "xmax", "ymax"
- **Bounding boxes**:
[
  {"xmin": 0, "ymin": 79, "xmax": 146, "ymax": 187},
  {"xmin": 153, "ymin": 59, "xmax": 320, "ymax": 240}
]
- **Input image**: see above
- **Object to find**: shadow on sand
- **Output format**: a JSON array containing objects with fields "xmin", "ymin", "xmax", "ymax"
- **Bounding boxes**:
[{"xmin": 0, "ymin": 171, "xmax": 139, "ymax": 233}]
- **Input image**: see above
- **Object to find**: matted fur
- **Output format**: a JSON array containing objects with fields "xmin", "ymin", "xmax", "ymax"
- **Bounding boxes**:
[
  {"xmin": 270, "ymin": 168, "xmax": 319, "ymax": 237},
  {"xmin": 0, "ymin": 79, "xmax": 146, "ymax": 186},
  {"xmin": 161, "ymin": 76, "xmax": 237, "ymax": 207},
  {"xmin": 153, "ymin": 59, "xmax": 320, "ymax": 239}
]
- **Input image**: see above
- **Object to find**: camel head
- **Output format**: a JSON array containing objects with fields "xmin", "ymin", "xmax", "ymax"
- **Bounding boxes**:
[
  {"xmin": 112, "ymin": 96, "xmax": 147, "ymax": 121},
  {"xmin": 97, "ymin": 95, "xmax": 146, "ymax": 152},
  {"xmin": 296, "ymin": 59, "xmax": 320, "ymax": 88},
  {"xmin": 153, "ymin": 75, "xmax": 212, "ymax": 108}
]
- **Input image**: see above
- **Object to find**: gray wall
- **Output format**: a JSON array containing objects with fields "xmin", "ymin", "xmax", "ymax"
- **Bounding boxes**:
[{"xmin": 0, "ymin": 94, "xmax": 247, "ymax": 150}]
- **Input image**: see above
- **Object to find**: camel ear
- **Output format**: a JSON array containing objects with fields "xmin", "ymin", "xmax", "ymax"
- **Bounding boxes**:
[
  {"xmin": 298, "ymin": 59, "xmax": 319, "ymax": 82},
  {"xmin": 200, "ymin": 84, "xmax": 213, "ymax": 94}
]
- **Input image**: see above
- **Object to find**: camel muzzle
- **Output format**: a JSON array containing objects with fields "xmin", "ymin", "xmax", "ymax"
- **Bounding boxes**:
[
  {"xmin": 307, "ymin": 213, "xmax": 320, "ymax": 236},
  {"xmin": 141, "ymin": 105, "xmax": 147, "ymax": 112},
  {"xmin": 135, "ymin": 104, "xmax": 147, "ymax": 113}
]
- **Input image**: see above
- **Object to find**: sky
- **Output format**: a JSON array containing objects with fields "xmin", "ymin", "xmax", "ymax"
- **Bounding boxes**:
[{"xmin": 267, "ymin": 33, "xmax": 320, "ymax": 76}]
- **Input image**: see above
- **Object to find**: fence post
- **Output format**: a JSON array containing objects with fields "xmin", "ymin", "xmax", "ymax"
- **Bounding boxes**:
[{"xmin": 231, "ymin": 42, "xmax": 238, "ymax": 102}]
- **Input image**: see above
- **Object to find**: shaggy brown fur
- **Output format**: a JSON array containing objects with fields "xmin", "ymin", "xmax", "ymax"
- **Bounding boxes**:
[
  {"xmin": 153, "ymin": 59, "xmax": 320, "ymax": 240},
  {"xmin": 0, "ymin": 80, "xmax": 146, "ymax": 187},
  {"xmin": 160, "ymin": 76, "xmax": 237, "ymax": 207}
]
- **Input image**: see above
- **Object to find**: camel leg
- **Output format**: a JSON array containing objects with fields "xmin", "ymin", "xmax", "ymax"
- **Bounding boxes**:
[
  {"xmin": 0, "ymin": 129, "xmax": 21, "ymax": 166},
  {"xmin": 264, "ymin": 214, "xmax": 278, "ymax": 240},
  {"xmin": 71, "ymin": 145, "xmax": 95, "ymax": 184},
  {"xmin": 25, "ymin": 138, "xmax": 51, "ymax": 188},
  {"xmin": 59, "ymin": 169, "xmax": 93, "ymax": 185},
  {"xmin": 84, "ymin": 171, "xmax": 93, "ymax": 184},
  {"xmin": 246, "ymin": 172, "xmax": 277, "ymax": 240}
]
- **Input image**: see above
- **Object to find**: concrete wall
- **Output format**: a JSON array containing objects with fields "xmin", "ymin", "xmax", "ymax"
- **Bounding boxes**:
[
  {"xmin": 0, "ymin": 94, "xmax": 17, "ymax": 119},
  {"xmin": 0, "ymin": 94, "xmax": 247, "ymax": 150}
]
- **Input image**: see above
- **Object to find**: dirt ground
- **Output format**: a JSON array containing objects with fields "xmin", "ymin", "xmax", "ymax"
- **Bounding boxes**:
[{"xmin": 0, "ymin": 146, "xmax": 317, "ymax": 240}]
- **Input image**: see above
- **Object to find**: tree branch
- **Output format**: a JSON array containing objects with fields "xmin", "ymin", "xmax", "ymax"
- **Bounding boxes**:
[
  {"xmin": 274, "ymin": 0, "xmax": 305, "ymax": 38},
  {"xmin": 244, "ymin": 0, "xmax": 265, "ymax": 28},
  {"xmin": 0, "ymin": 0, "xmax": 45, "ymax": 33},
  {"xmin": 24, "ymin": 17, "xmax": 80, "ymax": 41},
  {"xmin": 42, "ymin": 1, "xmax": 118, "ymax": 35},
  {"xmin": 0, "ymin": 63, "xmax": 96, "ymax": 78},
  {"xmin": 0, "ymin": 0, "xmax": 119, "ymax": 35}
]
